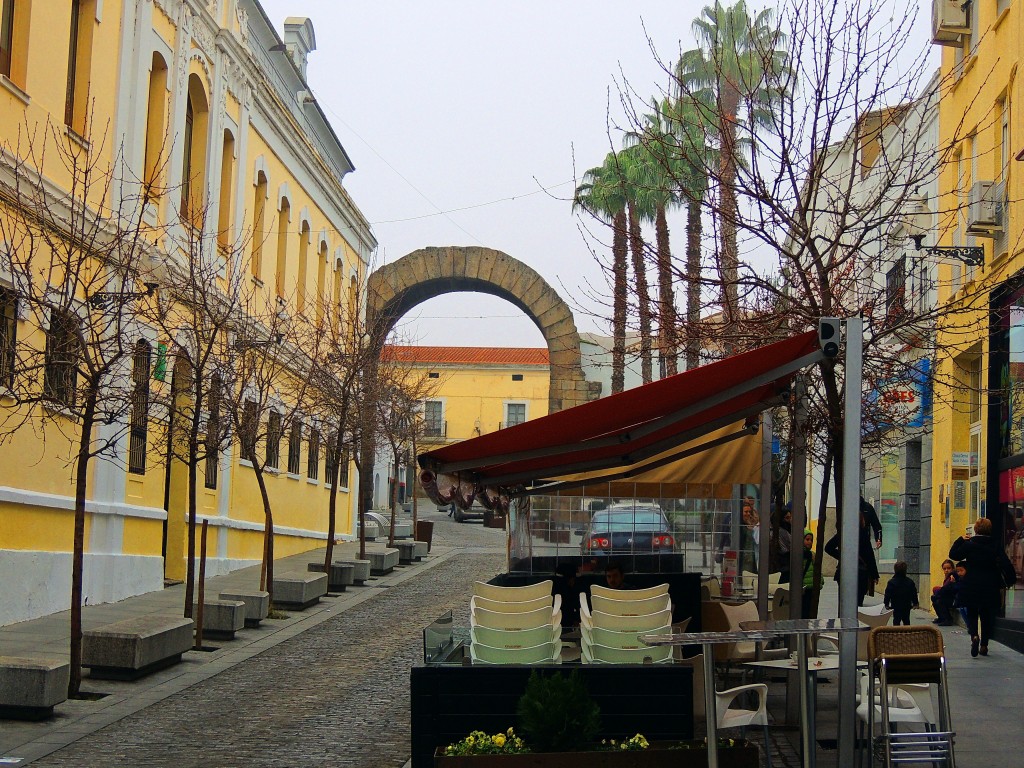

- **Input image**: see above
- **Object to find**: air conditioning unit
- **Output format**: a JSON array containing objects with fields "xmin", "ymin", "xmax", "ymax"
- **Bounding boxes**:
[
  {"xmin": 967, "ymin": 180, "xmax": 1003, "ymax": 235},
  {"xmin": 932, "ymin": 0, "xmax": 969, "ymax": 47}
]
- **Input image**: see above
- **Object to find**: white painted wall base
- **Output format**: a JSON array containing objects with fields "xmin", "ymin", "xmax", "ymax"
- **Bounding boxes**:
[{"xmin": 0, "ymin": 550, "xmax": 164, "ymax": 627}]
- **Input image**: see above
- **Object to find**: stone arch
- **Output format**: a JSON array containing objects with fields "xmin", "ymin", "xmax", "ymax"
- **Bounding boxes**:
[{"xmin": 367, "ymin": 246, "xmax": 600, "ymax": 412}]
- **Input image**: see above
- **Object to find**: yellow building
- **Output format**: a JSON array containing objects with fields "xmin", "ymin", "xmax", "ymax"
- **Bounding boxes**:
[
  {"xmin": 378, "ymin": 346, "xmax": 550, "ymax": 509},
  {"xmin": 0, "ymin": 1, "xmax": 374, "ymax": 625},
  {"xmin": 932, "ymin": 0, "xmax": 1024, "ymax": 641}
]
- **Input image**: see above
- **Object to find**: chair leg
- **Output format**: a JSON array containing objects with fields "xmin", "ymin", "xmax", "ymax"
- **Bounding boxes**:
[{"xmin": 762, "ymin": 723, "xmax": 773, "ymax": 768}]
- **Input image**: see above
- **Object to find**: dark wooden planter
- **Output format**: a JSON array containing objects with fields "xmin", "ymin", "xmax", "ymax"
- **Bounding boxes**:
[{"xmin": 435, "ymin": 742, "xmax": 759, "ymax": 768}]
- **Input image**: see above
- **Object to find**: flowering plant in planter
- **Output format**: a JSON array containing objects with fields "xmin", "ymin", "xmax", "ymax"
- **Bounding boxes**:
[{"xmin": 443, "ymin": 729, "xmax": 529, "ymax": 757}]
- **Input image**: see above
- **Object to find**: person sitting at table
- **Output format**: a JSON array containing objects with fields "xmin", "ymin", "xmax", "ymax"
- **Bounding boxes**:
[
  {"xmin": 604, "ymin": 562, "xmax": 632, "ymax": 590},
  {"xmin": 553, "ymin": 562, "xmax": 582, "ymax": 629},
  {"xmin": 930, "ymin": 559, "xmax": 957, "ymax": 625}
]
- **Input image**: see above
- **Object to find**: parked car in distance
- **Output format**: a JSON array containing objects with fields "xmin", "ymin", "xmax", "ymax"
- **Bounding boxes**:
[{"xmin": 580, "ymin": 505, "xmax": 675, "ymax": 555}]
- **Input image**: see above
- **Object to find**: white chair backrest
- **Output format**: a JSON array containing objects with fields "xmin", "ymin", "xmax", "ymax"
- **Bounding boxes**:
[
  {"xmin": 470, "ymin": 594, "xmax": 555, "ymax": 614},
  {"xmin": 859, "ymin": 602, "xmax": 890, "ymax": 617},
  {"xmin": 855, "ymin": 607, "xmax": 893, "ymax": 661},
  {"xmin": 719, "ymin": 599, "xmax": 760, "ymax": 630},
  {"xmin": 590, "ymin": 583, "xmax": 669, "ymax": 601},
  {"xmin": 591, "ymin": 593, "xmax": 671, "ymax": 616},
  {"xmin": 471, "ymin": 605, "xmax": 559, "ymax": 631},
  {"xmin": 470, "ymin": 641, "xmax": 560, "ymax": 665},
  {"xmin": 676, "ymin": 653, "xmax": 706, "ymax": 718},
  {"xmin": 585, "ymin": 624, "xmax": 671, "ymax": 650},
  {"xmin": 704, "ymin": 577, "xmax": 721, "ymax": 597},
  {"xmin": 473, "ymin": 580, "xmax": 553, "ymax": 602},
  {"xmin": 770, "ymin": 587, "xmax": 790, "ymax": 618},
  {"xmin": 583, "ymin": 608, "xmax": 673, "ymax": 632},
  {"xmin": 581, "ymin": 642, "xmax": 672, "ymax": 664},
  {"xmin": 471, "ymin": 624, "xmax": 560, "ymax": 649}
]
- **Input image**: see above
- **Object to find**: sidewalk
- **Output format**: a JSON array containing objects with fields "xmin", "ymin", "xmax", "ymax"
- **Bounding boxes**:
[{"xmin": 0, "ymin": 539, "xmax": 458, "ymax": 764}]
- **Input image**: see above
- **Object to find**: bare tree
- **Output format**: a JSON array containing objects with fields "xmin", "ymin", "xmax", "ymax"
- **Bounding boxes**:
[{"xmin": 0, "ymin": 118, "xmax": 163, "ymax": 695}]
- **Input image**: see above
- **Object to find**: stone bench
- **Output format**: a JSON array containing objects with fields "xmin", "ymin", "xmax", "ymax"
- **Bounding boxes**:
[
  {"xmin": 357, "ymin": 520, "xmax": 379, "ymax": 541},
  {"xmin": 395, "ymin": 540, "xmax": 417, "ymax": 564},
  {"xmin": 413, "ymin": 540, "xmax": 429, "ymax": 560},
  {"xmin": 308, "ymin": 561, "xmax": 355, "ymax": 592},
  {"xmin": 392, "ymin": 521, "xmax": 413, "ymax": 539},
  {"xmin": 82, "ymin": 616, "xmax": 194, "ymax": 681},
  {"xmin": 0, "ymin": 656, "xmax": 70, "ymax": 720},
  {"xmin": 367, "ymin": 548, "xmax": 400, "ymax": 575},
  {"xmin": 219, "ymin": 590, "xmax": 270, "ymax": 628},
  {"xmin": 273, "ymin": 572, "xmax": 328, "ymax": 610},
  {"xmin": 336, "ymin": 559, "xmax": 371, "ymax": 584},
  {"xmin": 193, "ymin": 599, "xmax": 246, "ymax": 640}
]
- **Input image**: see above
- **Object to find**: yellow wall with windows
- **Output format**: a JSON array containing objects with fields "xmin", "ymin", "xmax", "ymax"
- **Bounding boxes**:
[{"xmin": 930, "ymin": 0, "xmax": 1021, "ymax": 584}]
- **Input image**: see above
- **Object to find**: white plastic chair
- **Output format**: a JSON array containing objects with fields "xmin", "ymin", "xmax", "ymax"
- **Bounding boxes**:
[
  {"xmin": 819, "ymin": 607, "xmax": 893, "ymax": 660},
  {"xmin": 580, "ymin": 641, "xmax": 673, "ymax": 664},
  {"xmin": 471, "ymin": 624, "xmax": 561, "ymax": 649},
  {"xmin": 470, "ymin": 593, "xmax": 560, "ymax": 615},
  {"xmin": 470, "ymin": 640, "xmax": 561, "ymax": 665},
  {"xmin": 580, "ymin": 602, "xmax": 673, "ymax": 632},
  {"xmin": 590, "ymin": 593, "xmax": 671, "ymax": 616},
  {"xmin": 582, "ymin": 624, "xmax": 671, "ymax": 650},
  {"xmin": 769, "ymin": 587, "xmax": 790, "ymax": 620},
  {"xmin": 472, "ymin": 580, "xmax": 553, "ymax": 602},
  {"xmin": 590, "ymin": 583, "xmax": 669, "ymax": 601},
  {"xmin": 471, "ymin": 605, "xmax": 562, "ymax": 631},
  {"xmin": 855, "ymin": 673, "xmax": 928, "ymax": 767}
]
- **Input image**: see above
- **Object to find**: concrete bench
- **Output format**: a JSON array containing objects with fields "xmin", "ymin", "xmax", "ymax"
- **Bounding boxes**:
[
  {"xmin": 413, "ymin": 540, "xmax": 429, "ymax": 560},
  {"xmin": 308, "ymin": 561, "xmax": 355, "ymax": 592},
  {"xmin": 367, "ymin": 548, "xmax": 400, "ymax": 575},
  {"xmin": 82, "ymin": 616, "xmax": 193, "ymax": 680},
  {"xmin": 357, "ymin": 520, "xmax": 379, "ymax": 541},
  {"xmin": 193, "ymin": 599, "xmax": 246, "ymax": 640},
  {"xmin": 395, "ymin": 540, "xmax": 417, "ymax": 564},
  {"xmin": 219, "ymin": 590, "xmax": 270, "ymax": 628},
  {"xmin": 0, "ymin": 656, "xmax": 70, "ymax": 720},
  {"xmin": 273, "ymin": 572, "xmax": 328, "ymax": 610},
  {"xmin": 392, "ymin": 521, "xmax": 413, "ymax": 539},
  {"xmin": 336, "ymin": 559, "xmax": 371, "ymax": 584}
]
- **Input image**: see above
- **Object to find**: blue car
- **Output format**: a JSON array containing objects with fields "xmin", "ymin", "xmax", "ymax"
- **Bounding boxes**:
[{"xmin": 581, "ymin": 506, "xmax": 675, "ymax": 555}]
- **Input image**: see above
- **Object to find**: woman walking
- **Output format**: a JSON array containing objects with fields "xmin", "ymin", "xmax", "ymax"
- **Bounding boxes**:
[{"xmin": 949, "ymin": 517, "xmax": 1017, "ymax": 657}]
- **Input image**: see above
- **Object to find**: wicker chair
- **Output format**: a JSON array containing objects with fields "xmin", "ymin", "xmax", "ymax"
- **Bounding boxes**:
[{"xmin": 866, "ymin": 625, "xmax": 955, "ymax": 767}]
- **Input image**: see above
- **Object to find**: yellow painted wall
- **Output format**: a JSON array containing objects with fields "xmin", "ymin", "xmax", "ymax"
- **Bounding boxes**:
[{"xmin": 930, "ymin": 0, "xmax": 1021, "ymax": 584}]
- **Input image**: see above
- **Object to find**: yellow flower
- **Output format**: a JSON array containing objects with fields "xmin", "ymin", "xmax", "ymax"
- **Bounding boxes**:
[
  {"xmin": 621, "ymin": 743, "xmax": 628, "ymax": 750},
  {"xmin": 492, "ymin": 734, "xmax": 506, "ymax": 747}
]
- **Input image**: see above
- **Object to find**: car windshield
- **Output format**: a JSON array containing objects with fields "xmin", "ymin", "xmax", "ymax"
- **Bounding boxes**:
[{"xmin": 590, "ymin": 511, "xmax": 667, "ymax": 532}]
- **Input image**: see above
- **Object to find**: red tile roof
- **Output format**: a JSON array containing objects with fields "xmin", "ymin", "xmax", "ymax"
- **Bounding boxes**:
[{"xmin": 384, "ymin": 346, "xmax": 549, "ymax": 366}]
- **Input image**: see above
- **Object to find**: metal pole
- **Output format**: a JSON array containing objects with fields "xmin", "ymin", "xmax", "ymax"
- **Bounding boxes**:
[
  {"xmin": 703, "ymin": 644, "xmax": 719, "ymax": 768},
  {"xmin": 758, "ymin": 411, "xmax": 772, "ymax": 620},
  {"xmin": 838, "ymin": 317, "xmax": 863, "ymax": 767},
  {"xmin": 788, "ymin": 378, "xmax": 808, "ymax": 727}
]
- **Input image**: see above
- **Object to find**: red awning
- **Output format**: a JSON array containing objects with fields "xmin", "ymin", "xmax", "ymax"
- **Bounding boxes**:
[{"xmin": 418, "ymin": 331, "xmax": 823, "ymax": 494}]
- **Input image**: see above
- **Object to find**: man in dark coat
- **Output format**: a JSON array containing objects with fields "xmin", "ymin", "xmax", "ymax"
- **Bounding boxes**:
[{"xmin": 949, "ymin": 517, "xmax": 1017, "ymax": 657}]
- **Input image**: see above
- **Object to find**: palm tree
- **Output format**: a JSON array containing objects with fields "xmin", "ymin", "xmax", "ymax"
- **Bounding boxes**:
[
  {"xmin": 619, "ymin": 145, "xmax": 654, "ymax": 384},
  {"xmin": 574, "ymin": 155, "xmax": 629, "ymax": 393},
  {"xmin": 675, "ymin": 0, "xmax": 788, "ymax": 327}
]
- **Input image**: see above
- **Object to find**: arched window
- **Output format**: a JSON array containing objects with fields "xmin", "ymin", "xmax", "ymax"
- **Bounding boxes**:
[
  {"xmin": 64, "ymin": 0, "xmax": 95, "ymax": 134},
  {"xmin": 296, "ymin": 221, "xmax": 310, "ymax": 313},
  {"xmin": 128, "ymin": 340, "xmax": 151, "ymax": 474},
  {"xmin": 315, "ymin": 241, "xmax": 327, "ymax": 325},
  {"xmin": 143, "ymin": 52, "xmax": 168, "ymax": 195},
  {"xmin": 251, "ymin": 171, "xmax": 267, "ymax": 279},
  {"xmin": 332, "ymin": 259, "xmax": 342, "ymax": 331},
  {"xmin": 180, "ymin": 74, "xmax": 209, "ymax": 226},
  {"xmin": 44, "ymin": 309, "xmax": 80, "ymax": 408},
  {"xmin": 217, "ymin": 129, "xmax": 235, "ymax": 251},
  {"xmin": 275, "ymin": 198, "xmax": 290, "ymax": 298},
  {"xmin": 0, "ymin": 286, "xmax": 17, "ymax": 389}
]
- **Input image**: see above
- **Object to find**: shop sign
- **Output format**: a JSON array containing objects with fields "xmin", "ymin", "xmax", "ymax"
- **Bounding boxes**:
[{"xmin": 952, "ymin": 451, "xmax": 971, "ymax": 467}]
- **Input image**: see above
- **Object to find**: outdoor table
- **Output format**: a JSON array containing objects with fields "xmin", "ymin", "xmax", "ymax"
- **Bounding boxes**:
[{"xmin": 640, "ymin": 617, "xmax": 865, "ymax": 768}]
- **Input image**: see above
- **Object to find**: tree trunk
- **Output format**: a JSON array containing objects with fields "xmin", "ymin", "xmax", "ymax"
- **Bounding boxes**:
[
  {"xmin": 69, "ymin": 394, "xmax": 96, "ymax": 698},
  {"xmin": 323, "ymin": 421, "xmax": 345, "ymax": 576},
  {"xmin": 655, "ymin": 204, "xmax": 676, "ymax": 376},
  {"xmin": 184, "ymin": 423, "xmax": 199, "ymax": 619},
  {"xmin": 717, "ymin": 93, "xmax": 740, "ymax": 331},
  {"xmin": 612, "ymin": 211, "xmax": 628, "ymax": 394},
  {"xmin": 254, "ymin": 468, "xmax": 274, "ymax": 603},
  {"xmin": 628, "ymin": 204, "xmax": 653, "ymax": 384},
  {"xmin": 389, "ymin": 446, "xmax": 399, "ymax": 547},
  {"xmin": 685, "ymin": 198, "xmax": 702, "ymax": 371},
  {"xmin": 811, "ymin": 450, "xmax": 833, "ymax": 618}
]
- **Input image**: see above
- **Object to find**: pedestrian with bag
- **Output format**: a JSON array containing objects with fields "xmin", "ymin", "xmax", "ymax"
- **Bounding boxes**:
[{"xmin": 949, "ymin": 517, "xmax": 1018, "ymax": 657}]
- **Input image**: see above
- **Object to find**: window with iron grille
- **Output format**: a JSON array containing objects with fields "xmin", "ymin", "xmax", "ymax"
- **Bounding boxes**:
[
  {"xmin": 307, "ymin": 427, "xmax": 319, "ymax": 480},
  {"xmin": 43, "ymin": 309, "xmax": 79, "ymax": 408},
  {"xmin": 324, "ymin": 432, "xmax": 338, "ymax": 485},
  {"xmin": 423, "ymin": 400, "xmax": 443, "ymax": 437},
  {"xmin": 204, "ymin": 374, "xmax": 221, "ymax": 489},
  {"xmin": 288, "ymin": 420, "xmax": 302, "ymax": 474},
  {"xmin": 266, "ymin": 410, "xmax": 281, "ymax": 469},
  {"xmin": 128, "ymin": 340, "xmax": 151, "ymax": 474},
  {"xmin": 0, "ymin": 286, "xmax": 16, "ymax": 389},
  {"xmin": 885, "ymin": 257, "xmax": 906, "ymax": 316},
  {"xmin": 0, "ymin": 0, "xmax": 16, "ymax": 78},
  {"xmin": 338, "ymin": 448, "xmax": 349, "ymax": 487},
  {"xmin": 240, "ymin": 399, "xmax": 257, "ymax": 462}
]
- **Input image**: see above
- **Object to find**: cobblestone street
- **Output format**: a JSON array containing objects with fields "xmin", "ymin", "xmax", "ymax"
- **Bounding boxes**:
[{"xmin": 30, "ymin": 512, "xmax": 505, "ymax": 768}]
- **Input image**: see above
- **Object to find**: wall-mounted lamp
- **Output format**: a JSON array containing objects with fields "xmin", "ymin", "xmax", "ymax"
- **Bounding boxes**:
[
  {"xmin": 903, "ymin": 195, "xmax": 984, "ymax": 267},
  {"xmin": 88, "ymin": 281, "xmax": 158, "ymax": 310}
]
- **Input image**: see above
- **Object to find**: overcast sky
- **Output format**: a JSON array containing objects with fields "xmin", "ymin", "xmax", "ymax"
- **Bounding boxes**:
[
  {"xmin": 256, "ymin": 0, "xmax": 707, "ymax": 348},
  {"xmin": 257, "ymin": 1, "xmax": 934, "ymax": 349}
]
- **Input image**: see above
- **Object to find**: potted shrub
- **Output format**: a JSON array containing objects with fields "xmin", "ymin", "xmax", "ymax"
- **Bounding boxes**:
[{"xmin": 434, "ymin": 671, "xmax": 760, "ymax": 767}]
